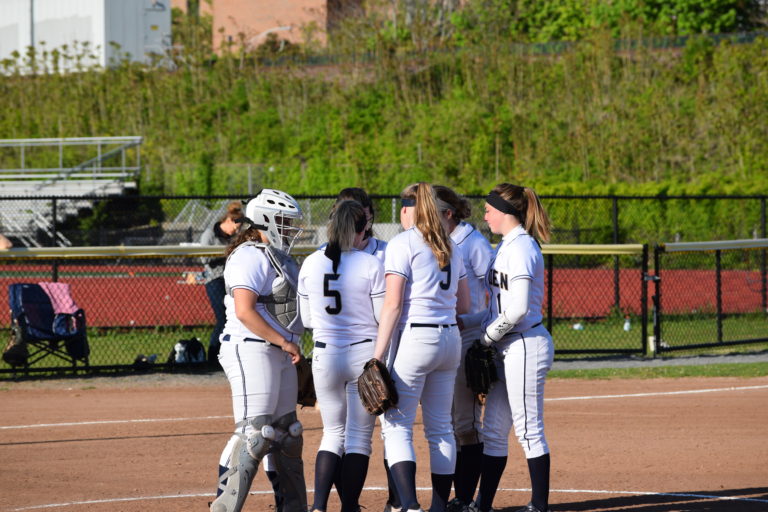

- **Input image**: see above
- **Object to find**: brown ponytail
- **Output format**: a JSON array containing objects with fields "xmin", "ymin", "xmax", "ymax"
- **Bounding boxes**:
[
  {"xmin": 433, "ymin": 184, "xmax": 471, "ymax": 221},
  {"xmin": 402, "ymin": 182, "xmax": 452, "ymax": 268},
  {"xmin": 224, "ymin": 225, "xmax": 268, "ymax": 259},
  {"xmin": 492, "ymin": 183, "xmax": 552, "ymax": 243}
]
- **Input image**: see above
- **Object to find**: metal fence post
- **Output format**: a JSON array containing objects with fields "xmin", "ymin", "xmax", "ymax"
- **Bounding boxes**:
[
  {"xmin": 51, "ymin": 198, "xmax": 58, "ymax": 247},
  {"xmin": 613, "ymin": 196, "xmax": 620, "ymax": 309},
  {"xmin": 762, "ymin": 197, "xmax": 767, "ymax": 316},
  {"xmin": 652, "ymin": 244, "xmax": 662, "ymax": 354},
  {"xmin": 641, "ymin": 244, "xmax": 648, "ymax": 354},
  {"xmin": 547, "ymin": 253, "xmax": 553, "ymax": 334},
  {"xmin": 716, "ymin": 249, "xmax": 723, "ymax": 343}
]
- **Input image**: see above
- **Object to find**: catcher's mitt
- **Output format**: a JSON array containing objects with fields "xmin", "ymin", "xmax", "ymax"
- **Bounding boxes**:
[
  {"xmin": 296, "ymin": 357, "xmax": 317, "ymax": 408},
  {"xmin": 464, "ymin": 340, "xmax": 498, "ymax": 404},
  {"xmin": 358, "ymin": 358, "xmax": 398, "ymax": 416}
]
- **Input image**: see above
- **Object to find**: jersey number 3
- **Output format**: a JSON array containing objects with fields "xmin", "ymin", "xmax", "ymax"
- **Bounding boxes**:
[
  {"xmin": 324, "ymin": 273, "xmax": 342, "ymax": 315},
  {"xmin": 439, "ymin": 263, "xmax": 451, "ymax": 290}
]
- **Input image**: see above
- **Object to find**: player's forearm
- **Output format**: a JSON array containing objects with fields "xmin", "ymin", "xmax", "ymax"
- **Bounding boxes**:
[
  {"xmin": 298, "ymin": 294, "xmax": 313, "ymax": 329},
  {"xmin": 484, "ymin": 278, "xmax": 530, "ymax": 343},
  {"xmin": 456, "ymin": 277, "xmax": 470, "ymax": 316},
  {"xmin": 373, "ymin": 302, "xmax": 401, "ymax": 361}
]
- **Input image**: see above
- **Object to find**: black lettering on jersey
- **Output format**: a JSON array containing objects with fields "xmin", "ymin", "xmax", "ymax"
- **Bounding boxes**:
[
  {"xmin": 439, "ymin": 263, "xmax": 451, "ymax": 290},
  {"xmin": 323, "ymin": 273, "xmax": 342, "ymax": 315},
  {"xmin": 488, "ymin": 269, "xmax": 509, "ymax": 290}
]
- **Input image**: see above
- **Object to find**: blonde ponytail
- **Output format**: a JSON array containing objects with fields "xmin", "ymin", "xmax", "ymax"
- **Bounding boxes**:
[{"xmin": 403, "ymin": 183, "xmax": 452, "ymax": 268}]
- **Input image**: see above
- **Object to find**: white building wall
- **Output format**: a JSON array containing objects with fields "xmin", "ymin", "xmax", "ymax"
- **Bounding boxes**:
[{"xmin": 0, "ymin": 0, "xmax": 170, "ymax": 71}]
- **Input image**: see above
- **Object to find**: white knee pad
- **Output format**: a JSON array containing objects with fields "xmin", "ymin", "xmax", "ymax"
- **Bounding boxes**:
[{"xmin": 243, "ymin": 415, "xmax": 274, "ymax": 461}]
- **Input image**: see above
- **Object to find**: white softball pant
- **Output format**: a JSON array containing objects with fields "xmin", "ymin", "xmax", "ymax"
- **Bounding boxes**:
[
  {"xmin": 218, "ymin": 338, "xmax": 298, "ymax": 470},
  {"xmin": 452, "ymin": 337, "xmax": 484, "ymax": 446},
  {"xmin": 481, "ymin": 324, "xmax": 554, "ymax": 459},
  {"xmin": 382, "ymin": 324, "xmax": 461, "ymax": 475},
  {"xmin": 312, "ymin": 340, "xmax": 376, "ymax": 456}
]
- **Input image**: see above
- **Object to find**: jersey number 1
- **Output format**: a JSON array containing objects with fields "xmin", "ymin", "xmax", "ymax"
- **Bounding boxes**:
[{"xmin": 324, "ymin": 273, "xmax": 342, "ymax": 315}]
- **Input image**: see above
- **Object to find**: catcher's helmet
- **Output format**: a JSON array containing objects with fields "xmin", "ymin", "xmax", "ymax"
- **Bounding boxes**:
[{"xmin": 244, "ymin": 189, "xmax": 303, "ymax": 253}]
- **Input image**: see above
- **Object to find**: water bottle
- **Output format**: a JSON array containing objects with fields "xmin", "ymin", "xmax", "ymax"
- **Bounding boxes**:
[{"xmin": 623, "ymin": 316, "xmax": 631, "ymax": 331}]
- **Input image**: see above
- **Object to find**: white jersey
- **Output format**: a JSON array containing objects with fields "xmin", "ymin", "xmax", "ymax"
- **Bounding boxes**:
[
  {"xmin": 298, "ymin": 249, "xmax": 385, "ymax": 346},
  {"xmin": 385, "ymin": 227, "xmax": 467, "ymax": 328},
  {"xmin": 361, "ymin": 236, "xmax": 387, "ymax": 265},
  {"xmin": 222, "ymin": 244, "xmax": 299, "ymax": 343},
  {"xmin": 484, "ymin": 224, "xmax": 544, "ymax": 338},
  {"xmin": 450, "ymin": 222, "xmax": 493, "ymax": 341}
]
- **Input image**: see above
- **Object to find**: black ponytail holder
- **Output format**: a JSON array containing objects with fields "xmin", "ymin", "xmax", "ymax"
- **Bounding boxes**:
[{"xmin": 325, "ymin": 241, "xmax": 342, "ymax": 274}]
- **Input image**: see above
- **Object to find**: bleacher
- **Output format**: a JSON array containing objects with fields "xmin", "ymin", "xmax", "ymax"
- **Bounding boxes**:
[{"xmin": 0, "ymin": 137, "xmax": 142, "ymax": 247}]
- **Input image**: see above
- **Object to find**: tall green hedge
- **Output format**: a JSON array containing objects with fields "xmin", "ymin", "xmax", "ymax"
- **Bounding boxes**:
[{"xmin": 0, "ymin": 30, "xmax": 767, "ymax": 197}]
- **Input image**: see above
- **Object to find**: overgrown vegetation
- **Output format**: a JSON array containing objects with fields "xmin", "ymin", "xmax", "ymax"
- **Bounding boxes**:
[{"xmin": 0, "ymin": 2, "xmax": 766, "ymax": 197}]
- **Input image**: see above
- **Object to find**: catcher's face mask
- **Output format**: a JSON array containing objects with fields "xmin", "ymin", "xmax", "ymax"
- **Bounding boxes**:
[{"xmin": 245, "ymin": 189, "xmax": 304, "ymax": 253}]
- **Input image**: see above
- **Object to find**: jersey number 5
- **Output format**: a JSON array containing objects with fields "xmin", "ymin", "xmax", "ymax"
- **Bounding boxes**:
[
  {"xmin": 324, "ymin": 273, "xmax": 342, "ymax": 315},
  {"xmin": 439, "ymin": 263, "xmax": 451, "ymax": 290}
]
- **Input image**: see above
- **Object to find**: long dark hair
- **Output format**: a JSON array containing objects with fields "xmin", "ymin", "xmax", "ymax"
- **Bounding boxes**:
[{"xmin": 334, "ymin": 187, "xmax": 374, "ymax": 240}]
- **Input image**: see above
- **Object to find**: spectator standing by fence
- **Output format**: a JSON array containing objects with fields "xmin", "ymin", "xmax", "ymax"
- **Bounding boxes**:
[
  {"xmin": 0, "ymin": 234, "xmax": 13, "ymax": 249},
  {"xmin": 199, "ymin": 201, "xmax": 244, "ymax": 365}
]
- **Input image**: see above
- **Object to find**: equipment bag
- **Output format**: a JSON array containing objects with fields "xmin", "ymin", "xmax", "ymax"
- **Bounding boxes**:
[{"xmin": 166, "ymin": 337, "xmax": 206, "ymax": 364}]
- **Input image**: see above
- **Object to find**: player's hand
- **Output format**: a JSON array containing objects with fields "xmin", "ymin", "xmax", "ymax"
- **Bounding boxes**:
[
  {"xmin": 282, "ymin": 341, "xmax": 302, "ymax": 364},
  {"xmin": 457, "ymin": 316, "xmax": 465, "ymax": 331},
  {"xmin": 481, "ymin": 330, "xmax": 497, "ymax": 347}
]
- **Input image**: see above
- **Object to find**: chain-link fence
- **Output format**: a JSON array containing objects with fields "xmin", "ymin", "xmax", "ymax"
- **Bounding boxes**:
[
  {"xmin": 651, "ymin": 240, "xmax": 768, "ymax": 353},
  {"xmin": 0, "ymin": 194, "xmax": 764, "ymax": 249},
  {"xmin": 1, "ymin": 193, "xmax": 767, "ymax": 378},
  {"xmin": 0, "ymin": 244, "xmax": 651, "ymax": 377}
]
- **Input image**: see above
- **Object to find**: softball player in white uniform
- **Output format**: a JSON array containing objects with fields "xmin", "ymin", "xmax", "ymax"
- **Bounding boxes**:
[
  {"xmin": 464, "ymin": 184, "xmax": 554, "ymax": 512},
  {"xmin": 210, "ymin": 189, "xmax": 308, "ymax": 512},
  {"xmin": 323, "ymin": 188, "xmax": 393, "ymax": 510},
  {"xmin": 333, "ymin": 187, "xmax": 388, "ymax": 263},
  {"xmin": 373, "ymin": 183, "xmax": 471, "ymax": 512},
  {"xmin": 433, "ymin": 186, "xmax": 493, "ymax": 512},
  {"xmin": 298, "ymin": 200, "xmax": 386, "ymax": 512}
]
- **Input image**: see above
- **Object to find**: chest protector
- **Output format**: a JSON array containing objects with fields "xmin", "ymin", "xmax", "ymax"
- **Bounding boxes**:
[{"xmin": 226, "ymin": 242, "xmax": 304, "ymax": 335}]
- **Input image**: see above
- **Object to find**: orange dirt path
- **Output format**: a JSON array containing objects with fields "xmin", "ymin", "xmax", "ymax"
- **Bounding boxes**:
[{"xmin": 1, "ymin": 375, "xmax": 767, "ymax": 511}]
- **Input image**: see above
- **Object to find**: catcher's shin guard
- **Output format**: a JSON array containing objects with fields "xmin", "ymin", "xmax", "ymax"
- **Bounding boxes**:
[
  {"xmin": 209, "ymin": 434, "xmax": 258, "ymax": 512},
  {"xmin": 210, "ymin": 416, "xmax": 274, "ymax": 512},
  {"xmin": 271, "ymin": 412, "xmax": 308, "ymax": 512}
]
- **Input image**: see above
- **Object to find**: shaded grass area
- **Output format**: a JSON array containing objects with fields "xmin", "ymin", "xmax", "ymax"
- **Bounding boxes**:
[
  {"xmin": 550, "ymin": 362, "xmax": 768, "ymax": 379},
  {"xmin": 551, "ymin": 313, "xmax": 768, "ymax": 353}
]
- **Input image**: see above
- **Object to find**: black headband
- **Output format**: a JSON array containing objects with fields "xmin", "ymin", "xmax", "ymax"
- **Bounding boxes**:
[
  {"xmin": 401, "ymin": 197, "xmax": 416, "ymax": 207},
  {"xmin": 486, "ymin": 191, "xmax": 521, "ymax": 218}
]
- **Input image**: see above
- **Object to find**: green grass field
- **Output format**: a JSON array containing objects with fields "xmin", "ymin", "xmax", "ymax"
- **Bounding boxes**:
[
  {"xmin": 551, "ymin": 313, "xmax": 768, "ymax": 354},
  {"xmin": 1, "ymin": 316, "xmax": 766, "ymax": 378}
]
